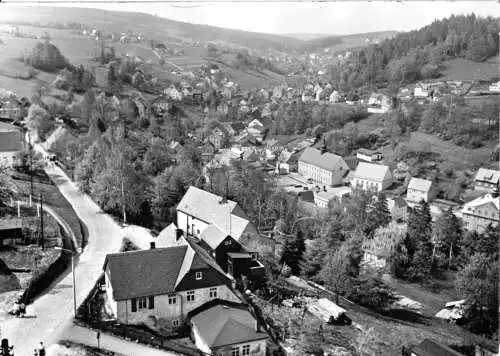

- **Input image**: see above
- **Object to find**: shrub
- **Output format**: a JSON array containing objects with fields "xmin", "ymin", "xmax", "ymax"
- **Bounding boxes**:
[
  {"xmin": 347, "ymin": 276, "xmax": 396, "ymax": 309},
  {"xmin": 27, "ymin": 41, "xmax": 68, "ymax": 72}
]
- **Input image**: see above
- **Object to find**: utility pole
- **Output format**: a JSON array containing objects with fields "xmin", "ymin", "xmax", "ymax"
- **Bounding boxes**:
[
  {"xmin": 29, "ymin": 133, "xmax": 34, "ymax": 207},
  {"xmin": 39, "ymin": 193, "xmax": 44, "ymax": 250}
]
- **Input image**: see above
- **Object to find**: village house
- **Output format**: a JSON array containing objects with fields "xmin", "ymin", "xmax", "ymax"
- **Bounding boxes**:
[
  {"xmin": 397, "ymin": 87, "xmax": 413, "ymax": 102},
  {"xmin": 275, "ymin": 149, "xmax": 301, "ymax": 174},
  {"xmin": 150, "ymin": 95, "xmax": 172, "ymax": 117},
  {"xmin": 188, "ymin": 300, "xmax": 269, "ymax": 356},
  {"xmin": 298, "ymin": 147, "xmax": 349, "ymax": 187},
  {"xmin": 474, "ymin": 168, "xmax": 500, "ymax": 192},
  {"xmin": 356, "ymin": 148, "xmax": 382, "ymax": 162},
  {"xmin": 207, "ymin": 126, "xmax": 228, "ymax": 151},
  {"xmin": 389, "ymin": 197, "xmax": 409, "ymax": 222},
  {"xmin": 176, "ymin": 186, "xmax": 262, "ymax": 250},
  {"xmin": 0, "ymin": 122, "xmax": 24, "ymax": 167},
  {"xmin": 414, "ymin": 83, "xmax": 431, "ymax": 98},
  {"xmin": 489, "ymin": 81, "xmax": 500, "ymax": 93},
  {"xmin": 103, "ymin": 244, "xmax": 241, "ymax": 329},
  {"xmin": 0, "ymin": 97, "xmax": 27, "ymax": 121},
  {"xmin": 351, "ymin": 162, "xmax": 392, "ymax": 192},
  {"xmin": 407, "ymin": 177, "xmax": 433, "ymax": 202},
  {"xmin": 164, "ymin": 85, "xmax": 184, "ymax": 101},
  {"xmin": 460, "ymin": 193, "xmax": 499, "ymax": 233}
]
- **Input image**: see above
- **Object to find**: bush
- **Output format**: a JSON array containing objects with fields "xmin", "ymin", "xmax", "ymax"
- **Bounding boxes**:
[
  {"xmin": 27, "ymin": 41, "xmax": 68, "ymax": 72},
  {"xmin": 347, "ymin": 277, "xmax": 396, "ymax": 309}
]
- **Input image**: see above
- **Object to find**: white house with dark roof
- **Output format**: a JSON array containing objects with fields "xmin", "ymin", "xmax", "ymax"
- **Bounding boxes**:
[
  {"xmin": 407, "ymin": 177, "xmax": 433, "ymax": 202},
  {"xmin": 474, "ymin": 168, "xmax": 500, "ymax": 193},
  {"xmin": 103, "ymin": 244, "xmax": 240, "ymax": 328},
  {"xmin": 460, "ymin": 193, "xmax": 499, "ymax": 232},
  {"xmin": 351, "ymin": 162, "xmax": 392, "ymax": 192},
  {"xmin": 298, "ymin": 147, "xmax": 349, "ymax": 186},
  {"xmin": 188, "ymin": 300, "xmax": 269, "ymax": 356}
]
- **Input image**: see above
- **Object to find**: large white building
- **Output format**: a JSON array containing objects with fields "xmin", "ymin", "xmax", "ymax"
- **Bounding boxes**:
[
  {"xmin": 474, "ymin": 168, "xmax": 500, "ymax": 193},
  {"xmin": 298, "ymin": 147, "xmax": 349, "ymax": 187},
  {"xmin": 351, "ymin": 162, "xmax": 392, "ymax": 192}
]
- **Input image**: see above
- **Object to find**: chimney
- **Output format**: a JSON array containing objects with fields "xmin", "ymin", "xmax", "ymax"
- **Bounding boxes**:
[{"xmin": 150, "ymin": 241, "xmax": 156, "ymax": 249}]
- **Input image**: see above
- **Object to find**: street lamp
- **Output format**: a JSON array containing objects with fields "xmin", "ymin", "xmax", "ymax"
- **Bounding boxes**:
[{"xmin": 55, "ymin": 247, "xmax": 79, "ymax": 318}]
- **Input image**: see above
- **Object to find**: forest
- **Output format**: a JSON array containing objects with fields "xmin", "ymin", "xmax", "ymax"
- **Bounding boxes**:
[{"xmin": 328, "ymin": 14, "xmax": 499, "ymax": 91}]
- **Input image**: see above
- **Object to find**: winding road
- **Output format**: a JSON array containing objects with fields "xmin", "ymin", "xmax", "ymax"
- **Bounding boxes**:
[{"xmin": 0, "ymin": 151, "xmax": 124, "ymax": 355}]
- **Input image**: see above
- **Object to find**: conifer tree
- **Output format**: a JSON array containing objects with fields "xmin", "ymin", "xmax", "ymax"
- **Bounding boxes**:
[
  {"xmin": 300, "ymin": 238, "xmax": 327, "ymax": 281},
  {"xmin": 280, "ymin": 228, "xmax": 306, "ymax": 275}
]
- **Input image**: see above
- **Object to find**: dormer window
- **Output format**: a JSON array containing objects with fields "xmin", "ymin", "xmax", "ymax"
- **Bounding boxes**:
[{"xmin": 195, "ymin": 271, "xmax": 202, "ymax": 280}]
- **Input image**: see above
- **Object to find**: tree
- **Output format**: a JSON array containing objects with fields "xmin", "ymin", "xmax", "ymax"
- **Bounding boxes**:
[
  {"xmin": 456, "ymin": 253, "xmax": 498, "ymax": 336},
  {"xmin": 280, "ymin": 228, "xmax": 306, "ymax": 276},
  {"xmin": 0, "ymin": 166, "xmax": 17, "ymax": 211},
  {"xmin": 365, "ymin": 192, "xmax": 391, "ymax": 236},
  {"xmin": 355, "ymin": 327, "xmax": 385, "ymax": 356},
  {"xmin": 300, "ymin": 238, "xmax": 327, "ymax": 281},
  {"xmin": 433, "ymin": 207, "xmax": 462, "ymax": 269},
  {"xmin": 25, "ymin": 104, "xmax": 50, "ymax": 142},
  {"xmin": 319, "ymin": 234, "xmax": 363, "ymax": 303}
]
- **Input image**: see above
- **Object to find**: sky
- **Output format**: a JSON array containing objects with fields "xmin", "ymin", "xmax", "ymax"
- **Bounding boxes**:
[{"xmin": 4, "ymin": 1, "xmax": 499, "ymax": 35}]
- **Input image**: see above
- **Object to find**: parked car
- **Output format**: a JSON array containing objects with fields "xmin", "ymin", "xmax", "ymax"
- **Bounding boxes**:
[{"xmin": 294, "ymin": 184, "xmax": 302, "ymax": 188}]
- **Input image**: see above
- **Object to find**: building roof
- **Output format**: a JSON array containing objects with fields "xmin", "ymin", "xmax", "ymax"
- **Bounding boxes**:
[
  {"xmin": 408, "ymin": 177, "xmax": 433, "ymax": 192},
  {"xmin": 357, "ymin": 148, "xmax": 380, "ymax": 156},
  {"xmin": 0, "ymin": 128, "xmax": 23, "ymax": 153},
  {"xmin": 353, "ymin": 162, "xmax": 391, "ymax": 182},
  {"xmin": 411, "ymin": 339, "xmax": 465, "ymax": 356},
  {"xmin": 199, "ymin": 224, "xmax": 230, "ymax": 250},
  {"xmin": 475, "ymin": 168, "xmax": 500, "ymax": 184},
  {"xmin": 177, "ymin": 186, "xmax": 255, "ymax": 241},
  {"xmin": 155, "ymin": 223, "xmax": 186, "ymax": 248},
  {"xmin": 190, "ymin": 301, "xmax": 268, "ymax": 348},
  {"xmin": 103, "ymin": 243, "xmax": 230, "ymax": 301},
  {"xmin": 393, "ymin": 196, "xmax": 408, "ymax": 208},
  {"xmin": 298, "ymin": 147, "xmax": 346, "ymax": 172},
  {"xmin": 462, "ymin": 193, "xmax": 499, "ymax": 212}
]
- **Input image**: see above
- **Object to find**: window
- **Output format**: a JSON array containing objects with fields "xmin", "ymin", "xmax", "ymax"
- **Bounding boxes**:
[
  {"xmin": 131, "ymin": 298, "xmax": 137, "ymax": 312},
  {"xmin": 148, "ymin": 296, "xmax": 154, "ymax": 309},
  {"xmin": 242, "ymin": 345, "xmax": 250, "ymax": 355},
  {"xmin": 186, "ymin": 290, "xmax": 195, "ymax": 302},
  {"xmin": 172, "ymin": 319, "xmax": 179, "ymax": 327},
  {"xmin": 195, "ymin": 271, "xmax": 202, "ymax": 280},
  {"xmin": 209, "ymin": 287, "xmax": 217, "ymax": 298},
  {"xmin": 138, "ymin": 297, "xmax": 147, "ymax": 310},
  {"xmin": 231, "ymin": 346, "xmax": 240, "ymax": 356},
  {"xmin": 168, "ymin": 294, "xmax": 177, "ymax": 305}
]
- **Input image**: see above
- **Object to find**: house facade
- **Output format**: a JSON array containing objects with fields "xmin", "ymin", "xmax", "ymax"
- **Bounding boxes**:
[
  {"xmin": 474, "ymin": 168, "xmax": 500, "ymax": 192},
  {"xmin": 407, "ymin": 177, "xmax": 433, "ymax": 202},
  {"xmin": 298, "ymin": 147, "xmax": 349, "ymax": 186},
  {"xmin": 461, "ymin": 193, "xmax": 499, "ymax": 233},
  {"xmin": 351, "ymin": 162, "xmax": 392, "ymax": 192},
  {"xmin": 103, "ymin": 245, "xmax": 240, "ymax": 328},
  {"xmin": 207, "ymin": 127, "xmax": 227, "ymax": 151}
]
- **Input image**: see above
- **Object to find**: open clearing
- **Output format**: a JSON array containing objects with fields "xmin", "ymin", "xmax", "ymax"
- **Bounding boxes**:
[{"xmin": 439, "ymin": 56, "xmax": 499, "ymax": 81}]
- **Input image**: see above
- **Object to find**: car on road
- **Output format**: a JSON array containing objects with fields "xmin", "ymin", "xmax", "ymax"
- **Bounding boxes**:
[
  {"xmin": 303, "ymin": 187, "xmax": 309, "ymax": 190},
  {"xmin": 295, "ymin": 184, "xmax": 302, "ymax": 188}
]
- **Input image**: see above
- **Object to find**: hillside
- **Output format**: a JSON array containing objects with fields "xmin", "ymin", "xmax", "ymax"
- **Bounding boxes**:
[
  {"xmin": 439, "ymin": 56, "xmax": 499, "ymax": 81},
  {"xmin": 0, "ymin": 6, "xmax": 301, "ymax": 52}
]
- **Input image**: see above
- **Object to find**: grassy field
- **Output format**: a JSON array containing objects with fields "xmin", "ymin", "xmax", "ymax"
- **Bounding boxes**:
[{"xmin": 439, "ymin": 56, "xmax": 499, "ymax": 81}]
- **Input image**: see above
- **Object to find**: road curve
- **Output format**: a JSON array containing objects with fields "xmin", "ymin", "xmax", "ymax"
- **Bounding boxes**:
[{"xmin": 1, "ymin": 156, "xmax": 123, "ymax": 355}]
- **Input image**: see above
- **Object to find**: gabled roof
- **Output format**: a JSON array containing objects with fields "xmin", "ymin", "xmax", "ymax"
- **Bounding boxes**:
[
  {"xmin": 298, "ymin": 147, "xmax": 346, "ymax": 172},
  {"xmin": 0, "ymin": 130, "xmax": 23, "ymax": 152},
  {"xmin": 177, "ymin": 186, "xmax": 255, "ymax": 240},
  {"xmin": 475, "ymin": 168, "xmax": 500, "ymax": 184},
  {"xmin": 462, "ymin": 193, "xmax": 499, "ymax": 212},
  {"xmin": 408, "ymin": 177, "xmax": 433, "ymax": 192},
  {"xmin": 156, "ymin": 223, "xmax": 186, "ymax": 249},
  {"xmin": 104, "ymin": 243, "xmax": 232, "ymax": 301},
  {"xmin": 190, "ymin": 301, "xmax": 268, "ymax": 348},
  {"xmin": 354, "ymin": 162, "xmax": 391, "ymax": 182},
  {"xmin": 199, "ymin": 224, "xmax": 230, "ymax": 250},
  {"xmin": 103, "ymin": 246, "xmax": 187, "ymax": 300}
]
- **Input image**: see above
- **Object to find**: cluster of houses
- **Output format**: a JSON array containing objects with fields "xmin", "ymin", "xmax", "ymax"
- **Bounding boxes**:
[
  {"xmin": 103, "ymin": 186, "xmax": 271, "ymax": 355},
  {"xmin": 398, "ymin": 80, "xmax": 500, "ymax": 103}
]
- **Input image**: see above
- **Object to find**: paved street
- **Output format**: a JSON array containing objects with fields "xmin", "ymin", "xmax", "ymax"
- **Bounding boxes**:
[
  {"xmin": 1, "ymin": 148, "xmax": 124, "ymax": 355},
  {"xmin": 57, "ymin": 325, "xmax": 179, "ymax": 356}
]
